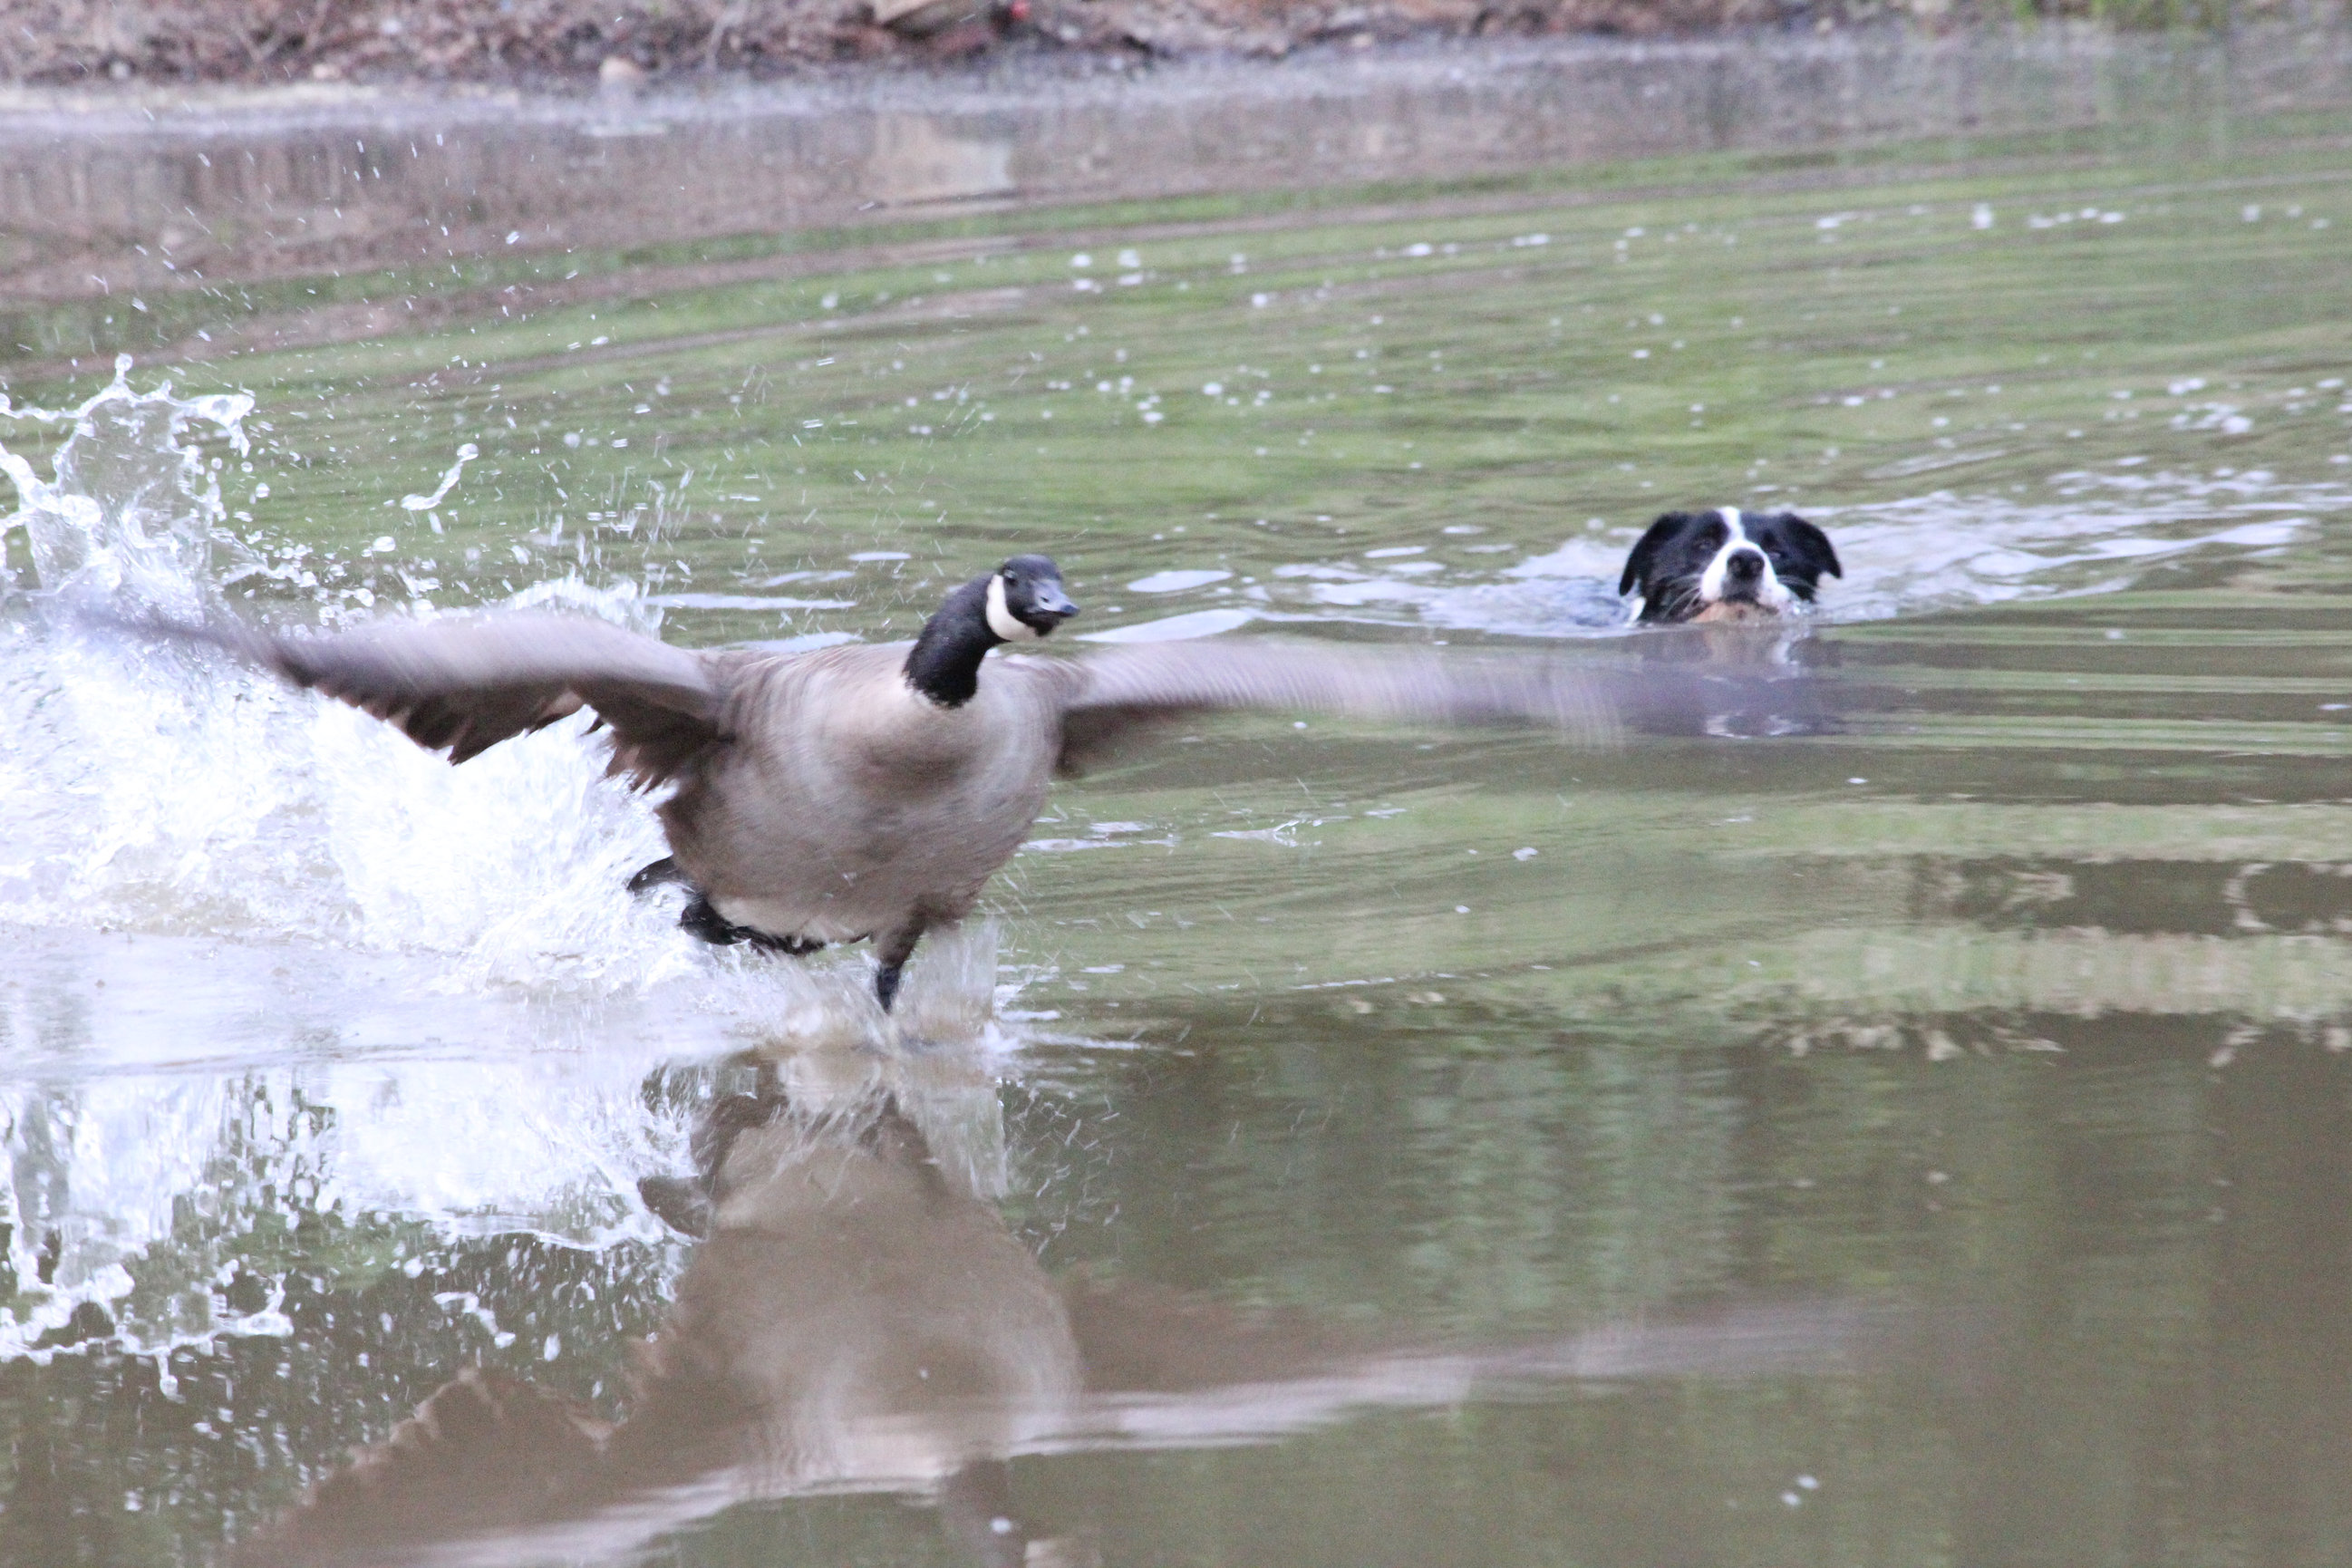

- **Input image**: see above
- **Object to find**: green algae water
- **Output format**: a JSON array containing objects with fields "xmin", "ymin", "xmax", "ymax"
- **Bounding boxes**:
[{"xmin": 5, "ymin": 83, "xmax": 2352, "ymax": 1566}]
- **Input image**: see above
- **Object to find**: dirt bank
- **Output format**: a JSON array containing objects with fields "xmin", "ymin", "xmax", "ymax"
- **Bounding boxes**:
[{"xmin": 0, "ymin": 0, "xmax": 2293, "ymax": 86}]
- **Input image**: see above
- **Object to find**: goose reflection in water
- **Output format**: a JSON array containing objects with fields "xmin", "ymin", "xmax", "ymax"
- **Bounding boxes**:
[{"xmin": 239, "ymin": 1054, "xmax": 1902, "ymax": 1568}]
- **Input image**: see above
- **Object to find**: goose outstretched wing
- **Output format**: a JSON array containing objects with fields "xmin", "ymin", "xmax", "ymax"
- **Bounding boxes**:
[
  {"xmin": 133, "ymin": 612, "xmax": 726, "ymax": 785},
  {"xmin": 1048, "ymin": 637, "xmax": 1757, "ymax": 771}
]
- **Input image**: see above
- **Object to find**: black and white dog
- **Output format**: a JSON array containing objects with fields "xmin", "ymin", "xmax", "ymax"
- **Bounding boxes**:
[{"xmin": 1618, "ymin": 508, "xmax": 1842, "ymax": 624}]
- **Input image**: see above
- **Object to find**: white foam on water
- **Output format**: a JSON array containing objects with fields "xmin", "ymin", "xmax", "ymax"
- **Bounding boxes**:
[
  {"xmin": 0, "ymin": 916, "xmax": 1021, "ymax": 1352},
  {"xmin": 0, "ymin": 927, "xmax": 654, "ymax": 1331},
  {"xmin": 1, "ymin": 576, "xmax": 696, "ymax": 992}
]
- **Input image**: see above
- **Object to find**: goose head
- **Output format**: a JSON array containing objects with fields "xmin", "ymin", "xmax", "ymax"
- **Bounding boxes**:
[
  {"xmin": 905, "ymin": 555, "xmax": 1081, "ymax": 707},
  {"xmin": 983, "ymin": 554, "xmax": 1079, "ymax": 642}
]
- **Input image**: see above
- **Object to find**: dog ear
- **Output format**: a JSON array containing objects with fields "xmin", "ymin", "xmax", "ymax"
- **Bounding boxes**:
[
  {"xmin": 1777, "ymin": 514, "xmax": 1842, "ymax": 580},
  {"xmin": 1620, "ymin": 514, "xmax": 1693, "ymax": 596}
]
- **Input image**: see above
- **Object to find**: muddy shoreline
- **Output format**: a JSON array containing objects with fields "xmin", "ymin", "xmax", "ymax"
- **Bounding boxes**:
[{"xmin": 7, "ymin": 0, "xmax": 2304, "ymax": 91}]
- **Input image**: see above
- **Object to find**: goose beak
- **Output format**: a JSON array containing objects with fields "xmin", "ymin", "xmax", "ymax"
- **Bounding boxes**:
[{"xmin": 1032, "ymin": 582, "xmax": 1079, "ymax": 628}]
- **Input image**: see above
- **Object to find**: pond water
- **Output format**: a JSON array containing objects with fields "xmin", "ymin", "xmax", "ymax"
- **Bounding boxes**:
[{"xmin": 5, "ymin": 87, "xmax": 2352, "ymax": 1566}]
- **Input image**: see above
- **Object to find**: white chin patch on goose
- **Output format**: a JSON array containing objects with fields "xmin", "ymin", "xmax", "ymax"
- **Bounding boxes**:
[{"xmin": 986, "ymin": 575, "xmax": 1041, "ymax": 641}]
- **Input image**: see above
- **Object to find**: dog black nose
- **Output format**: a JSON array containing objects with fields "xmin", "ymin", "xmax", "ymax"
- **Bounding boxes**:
[{"xmin": 1727, "ymin": 549, "xmax": 1764, "ymax": 582}]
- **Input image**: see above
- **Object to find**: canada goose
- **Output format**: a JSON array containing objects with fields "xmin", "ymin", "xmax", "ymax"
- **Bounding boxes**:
[{"xmin": 132, "ymin": 554, "xmax": 1736, "ymax": 1009}]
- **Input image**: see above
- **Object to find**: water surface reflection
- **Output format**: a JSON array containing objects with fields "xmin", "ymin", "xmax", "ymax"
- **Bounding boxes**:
[{"xmin": 236, "ymin": 1049, "xmax": 1897, "ymax": 1568}]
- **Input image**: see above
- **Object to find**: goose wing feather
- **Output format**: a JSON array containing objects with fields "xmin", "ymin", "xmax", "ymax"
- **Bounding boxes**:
[
  {"xmin": 1050, "ymin": 638, "xmax": 1701, "ymax": 771},
  {"xmin": 145, "ymin": 612, "xmax": 726, "ymax": 785}
]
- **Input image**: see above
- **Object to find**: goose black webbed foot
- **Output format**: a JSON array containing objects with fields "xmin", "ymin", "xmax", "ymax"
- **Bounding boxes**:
[
  {"xmin": 635, "ymin": 1174, "xmax": 711, "ymax": 1239},
  {"xmin": 676, "ymin": 893, "xmax": 826, "ymax": 956},
  {"xmin": 872, "ymin": 922, "xmax": 929, "ymax": 1012},
  {"xmin": 636, "ymin": 863, "xmax": 826, "ymax": 957},
  {"xmin": 625, "ymin": 856, "xmax": 687, "ymax": 895}
]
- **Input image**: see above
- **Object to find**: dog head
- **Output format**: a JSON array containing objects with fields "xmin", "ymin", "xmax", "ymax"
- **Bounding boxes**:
[{"xmin": 1618, "ymin": 508, "xmax": 1841, "ymax": 624}]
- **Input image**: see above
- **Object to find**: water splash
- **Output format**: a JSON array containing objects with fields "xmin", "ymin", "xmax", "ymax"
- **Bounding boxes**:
[
  {"xmin": 398, "ymin": 440, "xmax": 479, "ymax": 530},
  {"xmin": 0, "ymin": 917, "xmax": 1019, "ymax": 1362},
  {"xmin": 0, "ymin": 353, "xmax": 252, "ymax": 620},
  {"xmin": 0, "ymin": 1034, "xmax": 679, "ymax": 1362},
  {"xmin": 0, "ymin": 369, "xmax": 634, "ymax": 958}
]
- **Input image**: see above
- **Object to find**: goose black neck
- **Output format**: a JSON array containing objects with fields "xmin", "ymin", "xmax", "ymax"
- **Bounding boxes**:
[{"xmin": 903, "ymin": 576, "xmax": 1002, "ymax": 707}]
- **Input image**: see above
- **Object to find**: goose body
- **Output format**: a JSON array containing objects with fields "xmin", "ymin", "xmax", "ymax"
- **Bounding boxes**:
[
  {"xmin": 663, "ymin": 640, "xmax": 1064, "ymax": 951},
  {"xmin": 143, "ymin": 554, "xmax": 1719, "ymax": 1007}
]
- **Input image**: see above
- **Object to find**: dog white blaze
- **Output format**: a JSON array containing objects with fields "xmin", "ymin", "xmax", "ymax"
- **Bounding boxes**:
[{"xmin": 1695, "ymin": 507, "xmax": 1792, "ymax": 611}]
